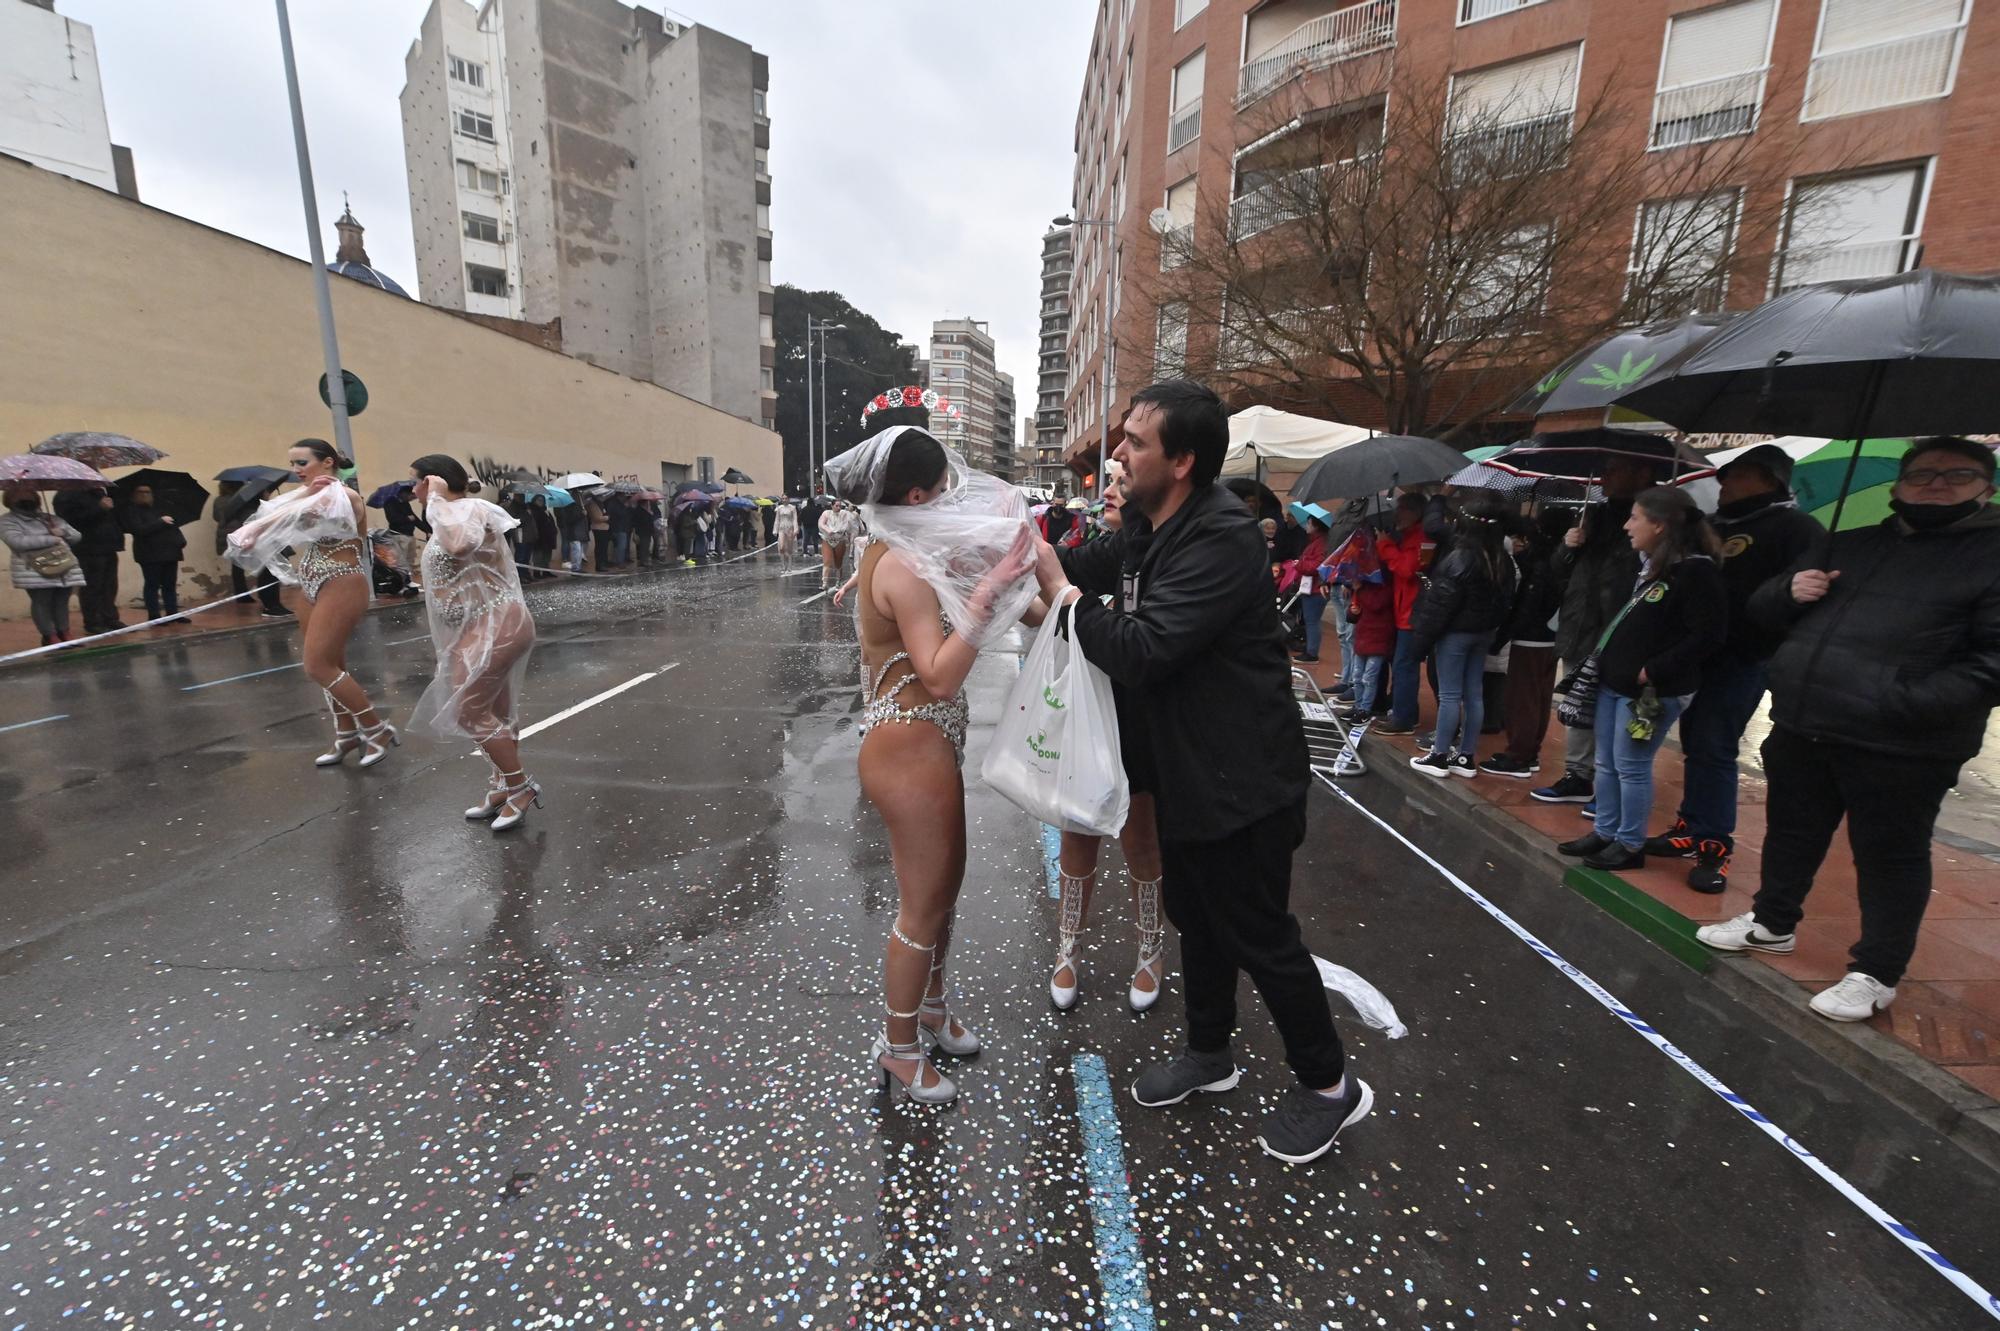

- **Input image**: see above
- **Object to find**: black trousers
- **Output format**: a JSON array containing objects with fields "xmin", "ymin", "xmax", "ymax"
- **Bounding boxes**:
[
  {"xmin": 592, "ymin": 530, "xmax": 613, "ymax": 572},
  {"xmin": 1160, "ymin": 797, "xmax": 1345, "ymax": 1087},
  {"xmin": 1753, "ymin": 726, "xmax": 1960, "ymax": 986},
  {"xmin": 231, "ymin": 563, "xmax": 286, "ymax": 611},
  {"xmin": 77, "ymin": 553, "xmax": 121, "ymax": 629}
]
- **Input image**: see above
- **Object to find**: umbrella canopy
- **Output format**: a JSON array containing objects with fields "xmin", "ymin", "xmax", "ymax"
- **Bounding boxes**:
[
  {"xmin": 557, "ymin": 472, "xmax": 605, "ymax": 491},
  {"xmin": 1289, "ymin": 434, "xmax": 1470, "ymax": 504},
  {"xmin": 722, "ymin": 467, "xmax": 754, "ymax": 484},
  {"xmin": 113, "ymin": 468, "xmax": 210, "ymax": 524},
  {"xmin": 213, "ymin": 472, "xmax": 287, "ymax": 525},
  {"xmin": 1507, "ymin": 314, "xmax": 1733, "ymax": 418},
  {"xmin": 366, "ymin": 480, "xmax": 415, "ymax": 508},
  {"xmin": 673, "ymin": 491, "xmax": 713, "ymax": 513},
  {"xmin": 215, "ymin": 464, "xmax": 290, "ymax": 485},
  {"xmin": 1287, "ymin": 500, "xmax": 1331, "ymax": 525},
  {"xmin": 1222, "ymin": 475, "xmax": 1282, "ymax": 523},
  {"xmin": 721, "ymin": 495, "xmax": 758, "ymax": 510},
  {"xmin": 1461, "ymin": 444, "xmax": 1510, "ymax": 463},
  {"xmin": 1480, "ymin": 428, "xmax": 1709, "ymax": 482},
  {"xmin": 31, "ymin": 432, "xmax": 166, "ymax": 471},
  {"xmin": 697, "ymin": 480, "xmax": 728, "ymax": 494},
  {"xmin": 0, "ymin": 454, "xmax": 110, "ymax": 491},
  {"xmin": 753, "ymin": 496, "xmax": 775, "ymax": 506},
  {"xmin": 1447, "ymin": 461, "xmax": 1602, "ymax": 503}
]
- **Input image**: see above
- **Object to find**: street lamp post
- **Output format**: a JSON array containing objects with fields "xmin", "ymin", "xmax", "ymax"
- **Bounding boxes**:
[
  {"xmin": 1054, "ymin": 215, "xmax": 1118, "ymax": 496},
  {"xmin": 804, "ymin": 316, "xmax": 846, "ymax": 488}
]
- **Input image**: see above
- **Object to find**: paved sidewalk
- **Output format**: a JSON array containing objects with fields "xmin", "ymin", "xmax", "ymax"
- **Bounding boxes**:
[{"xmin": 1296, "ymin": 653, "xmax": 2000, "ymax": 1119}]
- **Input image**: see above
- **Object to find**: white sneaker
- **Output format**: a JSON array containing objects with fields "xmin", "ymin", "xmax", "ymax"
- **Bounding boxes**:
[
  {"xmin": 1695, "ymin": 912, "xmax": 1795, "ymax": 955},
  {"xmin": 1810, "ymin": 972, "xmax": 1897, "ymax": 1022}
]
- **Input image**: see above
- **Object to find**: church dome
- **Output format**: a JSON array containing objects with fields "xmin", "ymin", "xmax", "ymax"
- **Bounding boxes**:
[
  {"xmin": 326, "ymin": 200, "xmax": 410, "ymax": 299},
  {"xmin": 327, "ymin": 258, "xmax": 410, "ymax": 297}
]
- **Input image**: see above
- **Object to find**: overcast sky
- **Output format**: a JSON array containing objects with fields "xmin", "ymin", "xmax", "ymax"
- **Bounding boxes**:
[{"xmin": 61, "ymin": 0, "xmax": 1097, "ymax": 430}]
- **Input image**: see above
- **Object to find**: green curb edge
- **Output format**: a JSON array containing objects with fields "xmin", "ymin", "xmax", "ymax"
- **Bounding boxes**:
[{"xmin": 1563, "ymin": 865, "xmax": 1714, "ymax": 973}]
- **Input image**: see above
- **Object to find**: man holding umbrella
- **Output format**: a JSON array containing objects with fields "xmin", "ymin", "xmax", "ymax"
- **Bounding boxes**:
[
  {"xmin": 55, "ymin": 485, "xmax": 126, "ymax": 634},
  {"xmin": 1700, "ymin": 437, "xmax": 2000, "ymax": 1022}
]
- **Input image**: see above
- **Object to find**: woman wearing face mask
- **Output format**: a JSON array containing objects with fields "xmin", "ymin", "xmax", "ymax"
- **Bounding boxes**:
[
  {"xmin": 823, "ymin": 426, "xmax": 1039, "ymax": 1105},
  {"xmin": 1051, "ymin": 464, "xmax": 1169, "ymax": 1015},
  {"xmin": 407, "ymin": 455, "xmax": 542, "ymax": 831},
  {"xmin": 2, "ymin": 485, "xmax": 86, "ymax": 646},
  {"xmin": 227, "ymin": 439, "xmax": 396, "ymax": 768}
]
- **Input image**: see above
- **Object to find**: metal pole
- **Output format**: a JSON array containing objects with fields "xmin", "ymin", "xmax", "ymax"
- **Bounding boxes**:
[
  {"xmin": 819, "ymin": 328, "xmax": 830, "ymax": 473},
  {"xmin": 273, "ymin": 0, "xmax": 354, "ymax": 471},
  {"xmin": 804, "ymin": 316, "xmax": 816, "ymax": 493},
  {"xmin": 1099, "ymin": 336, "xmax": 1113, "ymax": 495}
]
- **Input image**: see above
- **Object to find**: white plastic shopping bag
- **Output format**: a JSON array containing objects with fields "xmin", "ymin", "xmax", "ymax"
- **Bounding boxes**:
[{"xmin": 982, "ymin": 599, "xmax": 1130, "ymax": 837}]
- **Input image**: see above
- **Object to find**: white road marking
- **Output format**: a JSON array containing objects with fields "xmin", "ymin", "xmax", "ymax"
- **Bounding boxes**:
[
  {"xmin": 518, "ymin": 663, "xmax": 681, "ymax": 740},
  {"xmin": 0, "ymin": 713, "xmax": 67, "ymax": 734}
]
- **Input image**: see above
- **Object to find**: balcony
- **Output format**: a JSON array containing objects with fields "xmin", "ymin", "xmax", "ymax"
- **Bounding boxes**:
[
  {"xmin": 1229, "ymin": 157, "xmax": 1373, "ymax": 240},
  {"xmin": 1168, "ymin": 102, "xmax": 1203, "ymax": 154},
  {"xmin": 1238, "ymin": 1, "xmax": 1397, "ymax": 107},
  {"xmin": 1775, "ymin": 235, "xmax": 1919, "ymax": 294},
  {"xmin": 1650, "ymin": 67, "xmax": 1766, "ymax": 150},
  {"xmin": 1447, "ymin": 112, "xmax": 1571, "ymax": 183},
  {"xmin": 1803, "ymin": 22, "xmax": 1965, "ymax": 121}
]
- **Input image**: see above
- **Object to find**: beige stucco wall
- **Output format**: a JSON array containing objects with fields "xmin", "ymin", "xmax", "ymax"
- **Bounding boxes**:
[{"xmin": 0, "ymin": 154, "xmax": 778, "ymax": 620}]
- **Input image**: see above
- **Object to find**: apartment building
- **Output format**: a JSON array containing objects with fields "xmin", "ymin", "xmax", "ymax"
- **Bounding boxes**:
[
  {"xmin": 927, "ymin": 318, "xmax": 1002, "ymax": 472},
  {"xmin": 1064, "ymin": 0, "xmax": 1992, "ymax": 472},
  {"xmin": 1034, "ymin": 225, "xmax": 1076, "ymax": 496},
  {"xmin": 0, "ymin": 0, "xmax": 137, "ymax": 200},
  {"xmin": 401, "ymin": 0, "xmax": 774, "ymax": 426},
  {"xmin": 995, "ymin": 371, "xmax": 1018, "ymax": 481}
]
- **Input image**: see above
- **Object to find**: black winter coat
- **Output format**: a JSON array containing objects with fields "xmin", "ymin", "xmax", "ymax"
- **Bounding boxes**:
[
  {"xmin": 123, "ymin": 507, "xmax": 185, "ymax": 563},
  {"xmin": 1060, "ymin": 483, "xmax": 1307, "ymax": 842},
  {"xmin": 1752, "ymin": 505, "xmax": 2000, "ymax": 763},
  {"xmin": 1596, "ymin": 556, "xmax": 1727, "ymax": 698},
  {"xmin": 1709, "ymin": 492, "xmax": 1825, "ymax": 662},
  {"xmin": 55, "ymin": 491, "xmax": 124, "ymax": 556},
  {"xmin": 1550, "ymin": 498, "xmax": 1641, "ymax": 663},
  {"xmin": 1407, "ymin": 540, "xmax": 1515, "ymax": 659},
  {"xmin": 1501, "ymin": 545, "xmax": 1562, "ymax": 646}
]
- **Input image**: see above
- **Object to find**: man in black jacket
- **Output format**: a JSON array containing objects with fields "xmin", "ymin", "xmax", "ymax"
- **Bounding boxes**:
[
  {"xmin": 1699, "ymin": 438, "xmax": 2000, "ymax": 1023},
  {"xmin": 55, "ymin": 485, "xmax": 125, "ymax": 634},
  {"xmin": 1035, "ymin": 379, "xmax": 1370, "ymax": 1164},
  {"xmin": 1646, "ymin": 446, "xmax": 1823, "ymax": 891}
]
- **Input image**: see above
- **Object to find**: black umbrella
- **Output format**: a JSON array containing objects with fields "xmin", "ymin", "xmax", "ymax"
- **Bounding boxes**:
[
  {"xmin": 722, "ymin": 467, "xmax": 754, "ymax": 485},
  {"xmin": 214, "ymin": 465, "xmax": 290, "ymax": 486},
  {"xmin": 1506, "ymin": 314, "xmax": 1733, "ymax": 417},
  {"xmin": 366, "ymin": 480, "xmax": 415, "ymax": 508},
  {"xmin": 697, "ymin": 480, "xmax": 727, "ymax": 494},
  {"xmin": 1482, "ymin": 428, "xmax": 1709, "ymax": 482},
  {"xmin": 113, "ymin": 468, "xmax": 210, "ymax": 525},
  {"xmin": 1289, "ymin": 434, "xmax": 1469, "ymax": 504},
  {"xmin": 1615, "ymin": 269, "xmax": 2000, "ymax": 527},
  {"xmin": 1222, "ymin": 476, "xmax": 1281, "ymax": 523},
  {"xmin": 213, "ymin": 472, "xmax": 287, "ymax": 525}
]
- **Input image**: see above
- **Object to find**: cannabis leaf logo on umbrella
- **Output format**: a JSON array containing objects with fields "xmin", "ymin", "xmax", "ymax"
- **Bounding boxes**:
[{"xmin": 1578, "ymin": 352, "xmax": 1658, "ymax": 392}]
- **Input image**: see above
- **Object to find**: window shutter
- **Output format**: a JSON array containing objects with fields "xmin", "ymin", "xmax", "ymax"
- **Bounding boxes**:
[
  {"xmin": 1173, "ymin": 49, "xmax": 1207, "ymax": 110},
  {"xmin": 1819, "ymin": 0, "xmax": 1961, "ymax": 53},
  {"xmin": 1662, "ymin": 0, "xmax": 1774, "ymax": 87},
  {"xmin": 1451, "ymin": 46, "xmax": 1580, "ymax": 129},
  {"xmin": 1790, "ymin": 166, "xmax": 1922, "ymax": 248},
  {"xmin": 1166, "ymin": 177, "xmax": 1198, "ymax": 227}
]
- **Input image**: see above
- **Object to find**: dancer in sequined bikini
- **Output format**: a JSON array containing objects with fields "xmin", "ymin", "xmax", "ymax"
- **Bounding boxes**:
[
  {"xmin": 228, "ymin": 439, "xmax": 397, "ymax": 769},
  {"xmin": 407, "ymin": 455, "xmax": 541, "ymax": 832}
]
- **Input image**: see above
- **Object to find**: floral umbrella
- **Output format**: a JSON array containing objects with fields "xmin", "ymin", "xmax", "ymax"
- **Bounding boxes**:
[
  {"xmin": 30, "ymin": 432, "xmax": 166, "ymax": 471},
  {"xmin": 0, "ymin": 454, "xmax": 110, "ymax": 491}
]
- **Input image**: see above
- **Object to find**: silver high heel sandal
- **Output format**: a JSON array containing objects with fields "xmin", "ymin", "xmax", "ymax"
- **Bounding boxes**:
[
  {"xmin": 1051, "ymin": 871, "xmax": 1090, "ymax": 1012},
  {"xmin": 489, "ymin": 770, "xmax": 542, "ymax": 832},
  {"xmin": 872, "ymin": 924, "xmax": 956, "ymax": 1105},
  {"xmin": 465, "ymin": 766, "xmax": 510, "ymax": 821},
  {"xmin": 1128, "ymin": 874, "xmax": 1167, "ymax": 1013},
  {"xmin": 918, "ymin": 918, "xmax": 980, "ymax": 1057},
  {"xmin": 356, "ymin": 718, "xmax": 399, "ymax": 768},
  {"xmin": 315, "ymin": 688, "xmax": 361, "ymax": 767}
]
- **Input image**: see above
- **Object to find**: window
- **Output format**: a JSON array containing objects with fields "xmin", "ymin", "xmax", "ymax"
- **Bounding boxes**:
[
  {"xmin": 1460, "ymin": 0, "xmax": 1551, "ymax": 22},
  {"xmin": 449, "ymin": 54, "xmax": 485, "ymax": 88},
  {"xmin": 1448, "ymin": 46, "xmax": 1580, "ymax": 178},
  {"xmin": 1155, "ymin": 303, "xmax": 1189, "ymax": 376},
  {"xmin": 755, "ymin": 147, "xmax": 769, "ymax": 177},
  {"xmin": 697, "ymin": 456, "xmax": 716, "ymax": 484},
  {"xmin": 1804, "ymin": 0, "xmax": 1968, "ymax": 120},
  {"xmin": 455, "ymin": 109, "xmax": 495, "ymax": 142},
  {"xmin": 1169, "ymin": 50, "xmax": 1206, "ymax": 153},
  {"xmin": 1776, "ymin": 163, "xmax": 1927, "ymax": 292},
  {"xmin": 461, "ymin": 211, "xmax": 501, "ymax": 243},
  {"xmin": 1449, "ymin": 223, "xmax": 1555, "ymax": 339},
  {"xmin": 760, "ymin": 313, "xmax": 775, "ymax": 341},
  {"xmin": 1175, "ymin": 0, "xmax": 1208, "ymax": 27},
  {"xmin": 1626, "ymin": 191, "xmax": 1740, "ymax": 319},
  {"xmin": 757, "ymin": 203, "xmax": 771, "ymax": 230},
  {"xmin": 1653, "ymin": 1, "xmax": 1776, "ymax": 149},
  {"xmin": 1161, "ymin": 177, "xmax": 1198, "ymax": 269},
  {"xmin": 760, "ymin": 367, "xmax": 775, "ymax": 391},
  {"xmin": 753, "ymin": 88, "xmax": 768, "ymax": 117},
  {"xmin": 458, "ymin": 160, "xmax": 507, "ymax": 193},
  {"xmin": 467, "ymin": 264, "xmax": 508, "ymax": 297},
  {"xmin": 758, "ymin": 258, "xmax": 772, "ymax": 286}
]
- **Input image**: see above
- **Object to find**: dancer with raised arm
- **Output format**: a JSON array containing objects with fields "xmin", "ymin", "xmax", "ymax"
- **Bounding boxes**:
[
  {"xmin": 823, "ymin": 427, "xmax": 1039, "ymax": 1105},
  {"xmin": 407, "ymin": 455, "xmax": 542, "ymax": 832},
  {"xmin": 228, "ymin": 439, "xmax": 396, "ymax": 768}
]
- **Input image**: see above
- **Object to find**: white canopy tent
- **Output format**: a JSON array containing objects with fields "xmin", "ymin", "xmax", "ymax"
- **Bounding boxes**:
[{"xmin": 1222, "ymin": 405, "xmax": 1374, "ymax": 478}]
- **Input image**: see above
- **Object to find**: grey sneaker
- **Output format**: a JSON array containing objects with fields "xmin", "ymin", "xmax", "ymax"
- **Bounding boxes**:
[
  {"xmin": 1131, "ymin": 1047, "xmax": 1240, "ymax": 1108},
  {"xmin": 1256, "ymin": 1080, "xmax": 1374, "ymax": 1164}
]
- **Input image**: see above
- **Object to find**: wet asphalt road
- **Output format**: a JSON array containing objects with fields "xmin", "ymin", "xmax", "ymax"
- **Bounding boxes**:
[{"xmin": 2, "ymin": 557, "xmax": 1997, "ymax": 1331}]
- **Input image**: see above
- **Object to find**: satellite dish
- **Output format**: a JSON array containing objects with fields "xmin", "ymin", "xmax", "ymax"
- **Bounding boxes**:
[{"xmin": 1148, "ymin": 207, "xmax": 1173, "ymax": 234}]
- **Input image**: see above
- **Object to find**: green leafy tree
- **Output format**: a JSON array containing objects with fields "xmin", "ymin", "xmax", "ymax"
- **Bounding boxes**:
[{"xmin": 774, "ymin": 287, "xmax": 920, "ymax": 494}]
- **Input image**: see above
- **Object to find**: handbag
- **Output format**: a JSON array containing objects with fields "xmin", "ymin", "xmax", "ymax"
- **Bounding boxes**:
[
  {"xmin": 1554, "ymin": 582, "xmax": 1652, "ymax": 729},
  {"xmin": 25, "ymin": 530, "xmax": 79, "ymax": 580}
]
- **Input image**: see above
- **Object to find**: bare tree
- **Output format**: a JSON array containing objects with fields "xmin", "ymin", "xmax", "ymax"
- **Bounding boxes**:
[{"xmin": 1135, "ymin": 60, "xmax": 1836, "ymax": 439}]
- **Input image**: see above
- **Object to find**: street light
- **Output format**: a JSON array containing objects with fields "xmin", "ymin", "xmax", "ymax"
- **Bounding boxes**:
[
  {"xmin": 1054, "ymin": 214, "xmax": 1117, "ymax": 495},
  {"xmin": 804, "ymin": 317, "xmax": 846, "ymax": 491}
]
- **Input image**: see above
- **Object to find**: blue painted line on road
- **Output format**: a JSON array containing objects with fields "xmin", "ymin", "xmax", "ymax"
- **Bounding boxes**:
[
  {"xmin": 1314, "ymin": 767, "xmax": 2000, "ymax": 1322},
  {"xmin": 181, "ymin": 662, "xmax": 299, "ymax": 692},
  {"xmin": 1043, "ymin": 823, "xmax": 1063, "ymax": 899},
  {"xmin": 0, "ymin": 713, "xmax": 67, "ymax": 734},
  {"xmin": 1071, "ymin": 1053, "xmax": 1157, "ymax": 1331}
]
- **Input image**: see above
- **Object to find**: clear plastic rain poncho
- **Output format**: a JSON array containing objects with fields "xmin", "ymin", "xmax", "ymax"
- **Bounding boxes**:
[
  {"xmin": 406, "ymin": 495, "xmax": 537, "ymax": 742},
  {"xmin": 822, "ymin": 427, "xmax": 1040, "ymax": 648},
  {"xmin": 224, "ymin": 481, "xmax": 359, "ymax": 584}
]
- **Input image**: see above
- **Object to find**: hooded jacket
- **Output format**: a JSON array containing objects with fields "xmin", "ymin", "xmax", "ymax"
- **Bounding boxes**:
[
  {"xmin": 1708, "ymin": 490, "xmax": 1825, "ymax": 662},
  {"xmin": 1753, "ymin": 504, "xmax": 2000, "ymax": 762}
]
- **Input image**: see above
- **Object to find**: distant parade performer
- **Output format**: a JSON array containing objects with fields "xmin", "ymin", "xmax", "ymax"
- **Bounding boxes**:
[
  {"xmin": 774, "ymin": 496, "xmax": 799, "ymax": 562},
  {"xmin": 407, "ymin": 455, "xmax": 542, "ymax": 832},
  {"xmin": 228, "ymin": 439, "xmax": 397, "ymax": 769},
  {"xmin": 817, "ymin": 499, "xmax": 858, "ymax": 590}
]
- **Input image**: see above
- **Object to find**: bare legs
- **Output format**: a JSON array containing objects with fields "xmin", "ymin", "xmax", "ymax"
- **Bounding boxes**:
[
  {"xmin": 1053, "ymin": 793, "xmax": 1164, "ymax": 1009},
  {"xmin": 298, "ymin": 573, "xmax": 388, "ymax": 764},
  {"xmin": 860, "ymin": 722, "xmax": 967, "ymax": 1097}
]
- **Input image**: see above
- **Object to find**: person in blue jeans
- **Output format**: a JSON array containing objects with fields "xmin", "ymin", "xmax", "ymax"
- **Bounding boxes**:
[
  {"xmin": 1404, "ymin": 492, "xmax": 1514, "ymax": 777},
  {"xmin": 1644, "ymin": 445, "xmax": 1823, "ymax": 892},
  {"xmin": 1289, "ymin": 515, "xmax": 1330, "ymax": 662},
  {"xmin": 1560, "ymin": 487, "xmax": 1727, "ymax": 870},
  {"xmin": 1374, "ymin": 495, "xmax": 1430, "ymax": 734}
]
